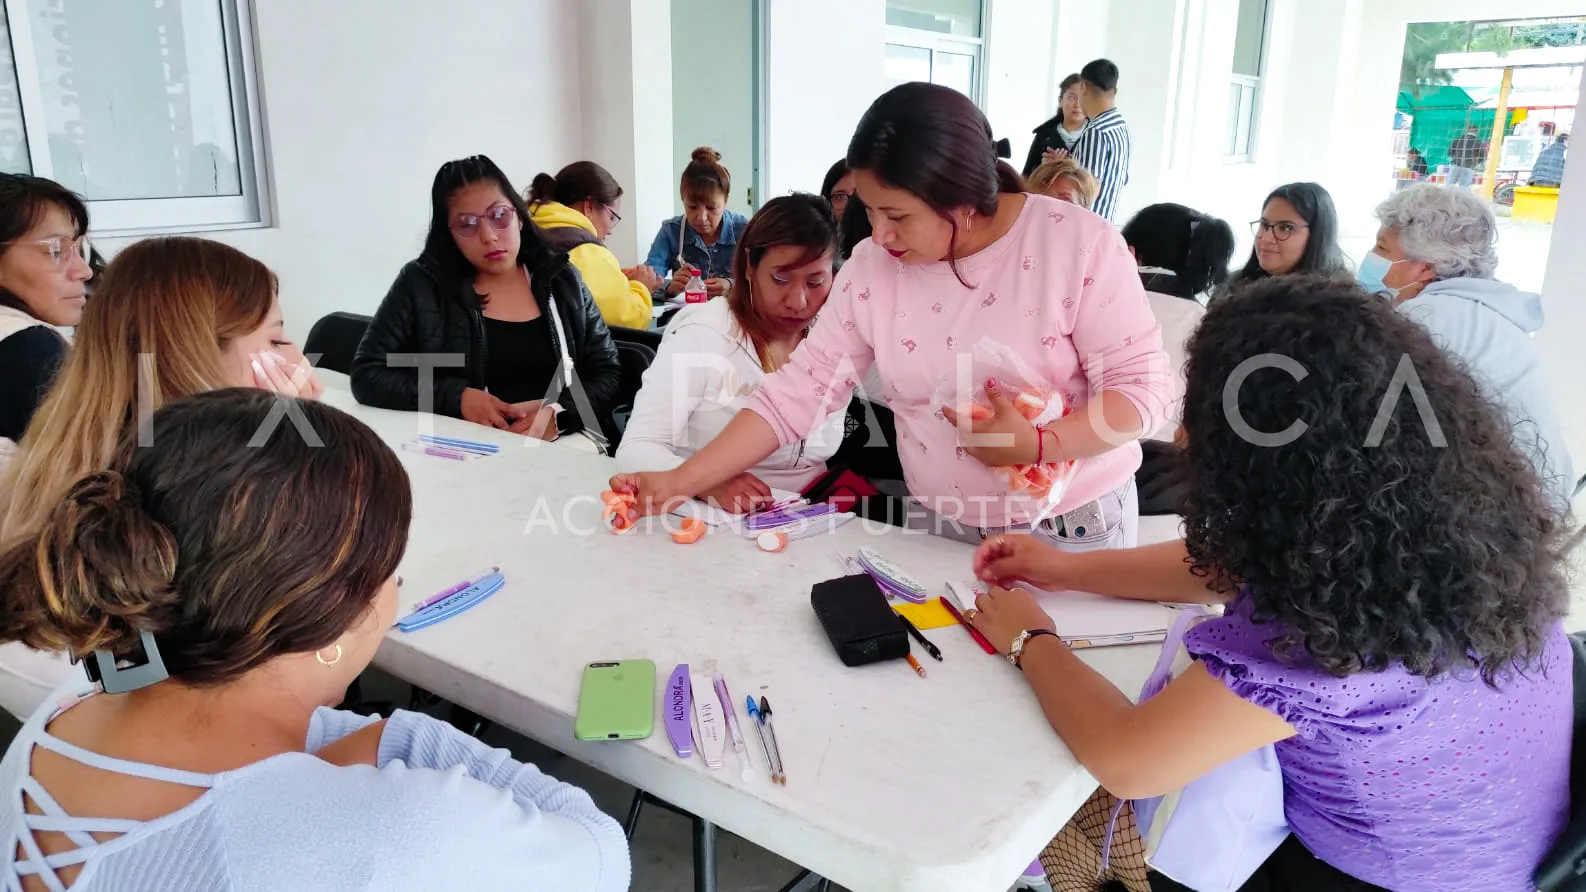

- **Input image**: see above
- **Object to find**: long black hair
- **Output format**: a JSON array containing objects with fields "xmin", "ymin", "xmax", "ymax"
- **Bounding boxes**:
[
  {"xmin": 1181, "ymin": 276, "xmax": 1568, "ymax": 684},
  {"xmin": 846, "ymin": 82, "xmax": 1024, "ymax": 286},
  {"xmin": 0, "ymin": 174, "xmax": 89, "ymax": 313},
  {"xmin": 1229, "ymin": 182, "xmax": 1349, "ymax": 291},
  {"xmin": 1121, "ymin": 203, "xmax": 1236, "ymax": 298},
  {"xmin": 421, "ymin": 155, "xmax": 551, "ymax": 283}
]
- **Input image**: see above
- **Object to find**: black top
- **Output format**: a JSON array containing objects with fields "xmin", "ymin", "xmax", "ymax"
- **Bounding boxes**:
[
  {"xmin": 482, "ymin": 315, "xmax": 560, "ymax": 406},
  {"xmin": 0, "ymin": 327, "xmax": 66, "ymax": 441},
  {"xmin": 350, "ymin": 249, "xmax": 621, "ymax": 441},
  {"xmin": 1023, "ymin": 113, "xmax": 1084, "ymax": 177}
]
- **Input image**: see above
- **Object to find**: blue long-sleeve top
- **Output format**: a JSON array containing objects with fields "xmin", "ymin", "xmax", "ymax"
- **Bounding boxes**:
[
  {"xmin": 0, "ymin": 691, "xmax": 631, "ymax": 891},
  {"xmin": 642, "ymin": 211, "xmax": 749, "ymax": 286}
]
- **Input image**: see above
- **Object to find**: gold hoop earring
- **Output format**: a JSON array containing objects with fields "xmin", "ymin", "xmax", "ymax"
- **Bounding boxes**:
[{"xmin": 315, "ymin": 644, "xmax": 342, "ymax": 667}]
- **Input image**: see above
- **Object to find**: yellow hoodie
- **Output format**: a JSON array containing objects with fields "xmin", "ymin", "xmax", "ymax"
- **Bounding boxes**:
[{"xmin": 529, "ymin": 201, "xmax": 653, "ymax": 330}]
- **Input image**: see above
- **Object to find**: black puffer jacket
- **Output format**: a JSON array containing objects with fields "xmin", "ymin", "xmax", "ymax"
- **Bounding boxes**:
[{"xmin": 351, "ymin": 247, "xmax": 621, "ymax": 438}]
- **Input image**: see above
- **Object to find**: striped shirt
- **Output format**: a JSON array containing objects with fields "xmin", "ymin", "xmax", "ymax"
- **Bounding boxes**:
[{"xmin": 1071, "ymin": 107, "xmax": 1131, "ymax": 221}]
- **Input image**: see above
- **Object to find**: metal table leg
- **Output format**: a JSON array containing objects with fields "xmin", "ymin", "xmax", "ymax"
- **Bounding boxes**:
[{"xmin": 693, "ymin": 816, "xmax": 718, "ymax": 892}]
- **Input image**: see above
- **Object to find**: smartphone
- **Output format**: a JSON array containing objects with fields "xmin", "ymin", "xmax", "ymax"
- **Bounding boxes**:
[{"xmin": 574, "ymin": 660, "xmax": 656, "ymax": 741}]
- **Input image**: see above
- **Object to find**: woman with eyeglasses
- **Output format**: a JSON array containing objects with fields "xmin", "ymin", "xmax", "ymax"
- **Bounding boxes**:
[
  {"xmin": 0, "ymin": 175, "xmax": 93, "ymax": 472},
  {"xmin": 820, "ymin": 159, "xmax": 857, "ymax": 225},
  {"xmin": 353, "ymin": 156, "xmax": 621, "ymax": 444},
  {"xmin": 1218, "ymin": 182, "xmax": 1351, "ymax": 299},
  {"xmin": 642, "ymin": 147, "xmax": 748, "ymax": 302},
  {"xmin": 527, "ymin": 161, "xmax": 659, "ymax": 331}
]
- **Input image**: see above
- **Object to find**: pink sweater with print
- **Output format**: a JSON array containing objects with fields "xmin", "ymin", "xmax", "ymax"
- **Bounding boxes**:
[{"xmin": 748, "ymin": 195, "xmax": 1173, "ymax": 529}]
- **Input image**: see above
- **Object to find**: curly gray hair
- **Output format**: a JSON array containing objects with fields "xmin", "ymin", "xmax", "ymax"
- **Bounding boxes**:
[{"xmin": 1373, "ymin": 183, "xmax": 1499, "ymax": 279}]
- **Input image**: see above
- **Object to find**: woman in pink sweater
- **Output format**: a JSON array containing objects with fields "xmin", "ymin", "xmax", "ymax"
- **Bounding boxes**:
[{"xmin": 611, "ymin": 83, "xmax": 1171, "ymax": 549}]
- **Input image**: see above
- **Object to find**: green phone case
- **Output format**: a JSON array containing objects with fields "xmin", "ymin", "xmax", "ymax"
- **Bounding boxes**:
[{"xmin": 574, "ymin": 659, "xmax": 656, "ymax": 741}]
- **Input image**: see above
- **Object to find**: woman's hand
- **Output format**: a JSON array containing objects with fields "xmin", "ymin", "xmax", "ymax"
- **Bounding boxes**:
[
  {"xmin": 704, "ymin": 277, "xmax": 730, "ymax": 298},
  {"xmin": 973, "ymin": 534, "xmax": 1075, "ymax": 590},
  {"xmin": 1043, "ymin": 148, "xmax": 1070, "ymax": 164},
  {"xmin": 625, "ymin": 265, "xmax": 661, "ymax": 291},
  {"xmin": 315, "ymin": 720, "xmax": 386, "ymax": 767},
  {"xmin": 252, "ymin": 349, "xmax": 324, "ymax": 400},
  {"xmin": 460, "ymin": 388, "xmax": 522, "ymax": 430},
  {"xmin": 607, "ymin": 470, "xmax": 692, "ymax": 517},
  {"xmin": 966, "ymin": 586, "xmax": 1057, "ymax": 656},
  {"xmin": 666, "ymin": 268, "xmax": 692, "ymax": 297},
  {"xmin": 940, "ymin": 379, "xmax": 1042, "ymax": 466},
  {"xmin": 507, "ymin": 400, "xmax": 559, "ymax": 440},
  {"xmin": 698, "ymin": 472, "xmax": 773, "ymax": 514}
]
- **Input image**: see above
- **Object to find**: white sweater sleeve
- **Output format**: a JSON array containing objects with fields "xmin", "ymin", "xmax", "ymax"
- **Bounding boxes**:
[
  {"xmin": 614, "ymin": 319, "xmax": 741, "ymax": 474},
  {"xmin": 373, "ymin": 710, "xmax": 629, "ymax": 892}
]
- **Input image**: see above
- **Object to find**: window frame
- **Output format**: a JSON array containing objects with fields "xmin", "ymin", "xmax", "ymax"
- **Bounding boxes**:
[
  {"xmin": 1, "ymin": 0, "xmax": 271, "ymax": 235},
  {"xmin": 1224, "ymin": 0, "xmax": 1270, "ymax": 162},
  {"xmin": 883, "ymin": 0, "xmax": 988, "ymax": 106}
]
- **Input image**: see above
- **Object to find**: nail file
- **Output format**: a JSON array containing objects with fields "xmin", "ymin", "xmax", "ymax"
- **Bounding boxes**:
[
  {"xmin": 665, "ymin": 664, "xmax": 694, "ymax": 759},
  {"xmin": 857, "ymin": 547, "xmax": 929, "ymax": 603},
  {"xmin": 746, "ymin": 502, "xmax": 835, "ymax": 531},
  {"xmin": 945, "ymin": 580, "xmax": 985, "ymax": 613},
  {"xmin": 395, "ymin": 573, "xmax": 506, "ymax": 632},
  {"xmin": 689, "ymin": 671, "xmax": 726, "ymax": 769},
  {"xmin": 712, "ymin": 675, "xmax": 754, "ymax": 781}
]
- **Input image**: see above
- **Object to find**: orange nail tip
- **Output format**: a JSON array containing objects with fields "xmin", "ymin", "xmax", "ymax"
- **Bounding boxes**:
[{"xmin": 670, "ymin": 517, "xmax": 707, "ymax": 544}]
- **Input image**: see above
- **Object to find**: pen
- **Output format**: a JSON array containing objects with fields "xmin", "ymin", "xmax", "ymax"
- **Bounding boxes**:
[
  {"xmin": 895, "ymin": 612, "xmax": 942, "ymax": 661},
  {"xmin": 759, "ymin": 697, "xmax": 787, "ymax": 786},
  {"xmin": 401, "ymin": 441, "xmax": 477, "ymax": 461},
  {"xmin": 745, "ymin": 696, "xmax": 782, "ymax": 784},
  {"xmin": 401, "ymin": 566, "xmax": 501, "ymax": 618},
  {"xmin": 940, "ymin": 588, "xmax": 999, "ymax": 655},
  {"xmin": 416, "ymin": 434, "xmax": 500, "ymax": 454}
]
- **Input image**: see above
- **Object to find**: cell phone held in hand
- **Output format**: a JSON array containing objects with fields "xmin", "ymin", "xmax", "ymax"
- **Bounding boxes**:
[{"xmin": 574, "ymin": 660, "xmax": 656, "ymax": 741}]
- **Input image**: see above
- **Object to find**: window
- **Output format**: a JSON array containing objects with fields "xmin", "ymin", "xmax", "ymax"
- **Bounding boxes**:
[
  {"xmin": 0, "ymin": 0, "xmax": 268, "ymax": 234},
  {"xmin": 1225, "ymin": 0, "xmax": 1268, "ymax": 159},
  {"xmin": 884, "ymin": 0, "xmax": 986, "ymax": 104}
]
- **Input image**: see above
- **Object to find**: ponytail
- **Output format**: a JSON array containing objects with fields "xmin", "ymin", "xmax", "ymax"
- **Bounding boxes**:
[
  {"xmin": 995, "ymin": 160, "xmax": 1026, "ymax": 195},
  {"xmin": 1181, "ymin": 214, "xmax": 1237, "ymax": 296},
  {"xmin": 527, "ymin": 172, "xmax": 559, "ymax": 206},
  {"xmin": 0, "ymin": 471, "xmax": 179, "ymax": 658}
]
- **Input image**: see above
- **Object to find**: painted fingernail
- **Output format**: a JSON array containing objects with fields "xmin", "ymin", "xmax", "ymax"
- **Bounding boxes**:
[
  {"xmin": 251, "ymin": 359, "xmax": 267, "ymax": 379},
  {"xmin": 985, "ymin": 377, "xmax": 998, "ymax": 389}
]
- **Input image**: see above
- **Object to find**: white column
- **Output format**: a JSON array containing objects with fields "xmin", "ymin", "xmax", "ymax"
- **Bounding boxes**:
[
  {"xmin": 1537, "ymin": 73, "xmax": 1586, "ymax": 480},
  {"xmin": 578, "ymin": 0, "xmax": 674, "ymax": 265},
  {"xmin": 763, "ymin": 0, "xmax": 887, "ymax": 199}
]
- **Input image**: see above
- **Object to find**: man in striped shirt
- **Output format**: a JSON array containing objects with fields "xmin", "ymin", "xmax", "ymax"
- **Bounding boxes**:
[{"xmin": 1071, "ymin": 59, "xmax": 1132, "ymax": 221}]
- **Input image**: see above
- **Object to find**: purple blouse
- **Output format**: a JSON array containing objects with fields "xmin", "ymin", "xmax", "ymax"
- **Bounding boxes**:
[{"xmin": 1185, "ymin": 598, "xmax": 1571, "ymax": 891}]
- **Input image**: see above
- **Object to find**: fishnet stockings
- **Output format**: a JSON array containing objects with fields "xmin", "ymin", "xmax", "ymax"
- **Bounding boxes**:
[{"xmin": 1037, "ymin": 787, "xmax": 1151, "ymax": 892}]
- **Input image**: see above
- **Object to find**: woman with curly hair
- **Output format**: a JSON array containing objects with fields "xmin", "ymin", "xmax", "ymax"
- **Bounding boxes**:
[{"xmin": 967, "ymin": 275, "xmax": 1572, "ymax": 891}]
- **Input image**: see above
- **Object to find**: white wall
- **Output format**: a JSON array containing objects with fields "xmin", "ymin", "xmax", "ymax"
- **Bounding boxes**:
[
  {"xmin": 670, "ymin": 0, "xmax": 755, "ymax": 217},
  {"xmin": 763, "ymin": 0, "xmax": 888, "ymax": 199},
  {"xmin": 95, "ymin": 0, "xmax": 585, "ymax": 342}
]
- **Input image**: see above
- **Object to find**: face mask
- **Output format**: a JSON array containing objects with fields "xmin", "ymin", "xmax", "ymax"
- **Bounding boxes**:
[{"xmin": 1356, "ymin": 251, "xmax": 1406, "ymax": 299}]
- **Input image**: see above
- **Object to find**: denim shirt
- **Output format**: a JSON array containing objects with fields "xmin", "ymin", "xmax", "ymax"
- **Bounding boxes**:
[{"xmin": 642, "ymin": 211, "xmax": 748, "ymax": 287}]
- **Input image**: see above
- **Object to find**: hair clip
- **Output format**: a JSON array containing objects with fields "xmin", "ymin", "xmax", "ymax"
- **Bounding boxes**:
[{"xmin": 82, "ymin": 629, "xmax": 169, "ymax": 694}]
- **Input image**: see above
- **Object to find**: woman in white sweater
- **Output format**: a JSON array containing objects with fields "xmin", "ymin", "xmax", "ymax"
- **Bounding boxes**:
[{"xmin": 617, "ymin": 194, "xmax": 847, "ymax": 513}]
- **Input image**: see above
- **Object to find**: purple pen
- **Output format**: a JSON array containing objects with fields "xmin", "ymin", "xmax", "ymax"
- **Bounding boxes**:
[
  {"xmin": 400, "ymin": 441, "xmax": 474, "ymax": 461},
  {"xmin": 402, "ymin": 567, "xmax": 501, "ymax": 617}
]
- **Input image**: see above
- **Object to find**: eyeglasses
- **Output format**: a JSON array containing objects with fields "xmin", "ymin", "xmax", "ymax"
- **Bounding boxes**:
[
  {"xmin": 450, "ymin": 203, "xmax": 517, "ymax": 239},
  {"xmin": 1250, "ymin": 220, "xmax": 1308, "ymax": 242},
  {"xmin": 604, "ymin": 205, "xmax": 622, "ymax": 229},
  {"xmin": 3, "ymin": 234, "xmax": 91, "ymax": 267},
  {"xmin": 830, "ymin": 191, "xmax": 853, "ymax": 205}
]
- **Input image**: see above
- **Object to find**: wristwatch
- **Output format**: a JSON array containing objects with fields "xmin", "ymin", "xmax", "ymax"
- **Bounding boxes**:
[{"xmin": 1008, "ymin": 629, "xmax": 1062, "ymax": 669}]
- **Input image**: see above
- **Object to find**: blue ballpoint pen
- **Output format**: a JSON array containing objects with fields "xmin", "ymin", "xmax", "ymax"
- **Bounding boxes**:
[{"xmin": 745, "ymin": 697, "xmax": 781, "ymax": 784}]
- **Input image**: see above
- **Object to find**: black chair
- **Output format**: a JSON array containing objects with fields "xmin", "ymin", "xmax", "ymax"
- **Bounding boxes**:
[
  {"xmin": 1535, "ymin": 632, "xmax": 1586, "ymax": 891},
  {"xmin": 303, "ymin": 311, "xmax": 373, "ymax": 375},
  {"xmin": 609, "ymin": 324, "xmax": 662, "ymax": 353},
  {"xmin": 608, "ymin": 340, "xmax": 655, "ymax": 452}
]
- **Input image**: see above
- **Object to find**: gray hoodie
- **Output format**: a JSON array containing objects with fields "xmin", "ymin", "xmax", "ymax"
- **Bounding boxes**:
[{"xmin": 1398, "ymin": 277, "xmax": 1575, "ymax": 508}]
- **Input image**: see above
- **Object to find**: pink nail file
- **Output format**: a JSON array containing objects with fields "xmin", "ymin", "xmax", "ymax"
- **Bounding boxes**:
[{"xmin": 689, "ymin": 670, "xmax": 726, "ymax": 769}]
